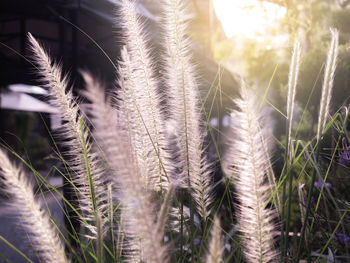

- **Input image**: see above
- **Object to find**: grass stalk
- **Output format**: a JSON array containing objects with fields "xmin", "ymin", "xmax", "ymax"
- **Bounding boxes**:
[
  {"xmin": 205, "ymin": 216, "xmax": 223, "ymax": 263},
  {"xmin": 0, "ymin": 236, "xmax": 33, "ymax": 263},
  {"xmin": 80, "ymin": 118, "xmax": 96, "ymax": 214},
  {"xmin": 296, "ymin": 28, "xmax": 339, "ymax": 262},
  {"xmin": 107, "ymin": 184, "xmax": 116, "ymax": 258},
  {"xmin": 281, "ymin": 39, "xmax": 301, "ymax": 262},
  {"xmin": 96, "ymin": 212, "xmax": 104, "ymax": 263}
]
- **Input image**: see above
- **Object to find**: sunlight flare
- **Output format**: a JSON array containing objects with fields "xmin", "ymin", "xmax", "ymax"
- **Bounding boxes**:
[{"xmin": 213, "ymin": 0, "xmax": 286, "ymax": 38}]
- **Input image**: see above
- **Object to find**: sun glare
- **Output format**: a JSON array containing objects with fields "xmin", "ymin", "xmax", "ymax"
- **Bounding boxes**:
[{"xmin": 213, "ymin": 0, "xmax": 286, "ymax": 39}]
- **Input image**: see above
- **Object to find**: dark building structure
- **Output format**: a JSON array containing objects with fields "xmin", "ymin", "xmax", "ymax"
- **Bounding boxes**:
[{"xmin": 1, "ymin": 0, "xmax": 238, "ymax": 110}]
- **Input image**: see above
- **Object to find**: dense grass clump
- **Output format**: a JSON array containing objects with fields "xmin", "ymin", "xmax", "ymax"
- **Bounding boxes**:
[{"xmin": 0, "ymin": 1, "xmax": 349, "ymax": 263}]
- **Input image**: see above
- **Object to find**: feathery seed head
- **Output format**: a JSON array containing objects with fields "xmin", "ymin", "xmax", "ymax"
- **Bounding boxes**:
[
  {"xmin": 161, "ymin": 0, "xmax": 213, "ymax": 219},
  {"xmin": 317, "ymin": 28, "xmax": 339, "ymax": 141},
  {"xmin": 118, "ymin": 0, "xmax": 175, "ymax": 193},
  {"xmin": 0, "ymin": 149, "xmax": 69, "ymax": 263},
  {"xmin": 82, "ymin": 71, "xmax": 168, "ymax": 263},
  {"xmin": 224, "ymin": 82, "xmax": 278, "ymax": 263},
  {"xmin": 28, "ymin": 34, "xmax": 110, "ymax": 239},
  {"xmin": 286, "ymin": 39, "xmax": 301, "ymax": 152}
]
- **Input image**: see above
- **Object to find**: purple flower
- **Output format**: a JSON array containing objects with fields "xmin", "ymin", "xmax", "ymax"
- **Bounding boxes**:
[
  {"xmin": 339, "ymin": 142, "xmax": 350, "ymax": 166},
  {"xmin": 194, "ymin": 238, "xmax": 201, "ymax": 247},
  {"xmin": 335, "ymin": 231, "xmax": 350, "ymax": 245},
  {"xmin": 314, "ymin": 180, "xmax": 331, "ymax": 189}
]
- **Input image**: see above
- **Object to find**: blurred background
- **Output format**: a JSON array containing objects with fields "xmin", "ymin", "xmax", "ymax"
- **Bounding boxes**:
[
  {"xmin": 1, "ymin": 0, "xmax": 350, "ymax": 261},
  {"xmin": 0, "ymin": 0, "xmax": 239, "ymax": 168}
]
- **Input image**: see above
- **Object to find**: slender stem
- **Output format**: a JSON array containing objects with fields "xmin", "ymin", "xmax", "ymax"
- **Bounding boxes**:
[
  {"xmin": 79, "ymin": 118, "xmax": 96, "ymax": 214},
  {"xmin": 296, "ymin": 143, "xmax": 320, "ymax": 262},
  {"xmin": 280, "ymin": 166, "xmax": 287, "ymax": 260},
  {"xmin": 0, "ymin": 236, "xmax": 33, "ymax": 263},
  {"xmin": 281, "ymin": 112, "xmax": 291, "ymax": 262},
  {"xmin": 180, "ymin": 191, "xmax": 184, "ymax": 258},
  {"xmin": 190, "ymin": 198, "xmax": 194, "ymax": 262},
  {"xmin": 285, "ymin": 161, "xmax": 294, "ymax": 260},
  {"xmin": 107, "ymin": 185, "xmax": 116, "ymax": 258},
  {"xmin": 96, "ymin": 213, "xmax": 103, "ymax": 263}
]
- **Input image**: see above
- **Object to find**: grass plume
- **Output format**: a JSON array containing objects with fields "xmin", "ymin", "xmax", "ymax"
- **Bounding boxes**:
[
  {"xmin": 224, "ymin": 82, "xmax": 278, "ymax": 263},
  {"xmin": 118, "ymin": 0, "xmax": 172, "ymax": 193},
  {"xmin": 286, "ymin": 39, "xmax": 301, "ymax": 151},
  {"xmin": 82, "ymin": 72, "xmax": 168, "ymax": 263},
  {"xmin": 161, "ymin": 0, "xmax": 213, "ymax": 219},
  {"xmin": 0, "ymin": 149, "xmax": 69, "ymax": 263},
  {"xmin": 28, "ymin": 33, "xmax": 110, "ymax": 240},
  {"xmin": 316, "ymin": 28, "xmax": 339, "ymax": 141}
]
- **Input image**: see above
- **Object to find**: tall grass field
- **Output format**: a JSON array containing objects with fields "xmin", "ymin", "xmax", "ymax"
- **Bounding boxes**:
[{"xmin": 0, "ymin": 0, "xmax": 349, "ymax": 262}]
